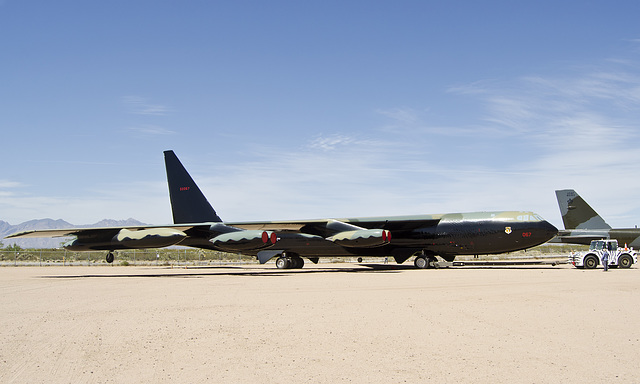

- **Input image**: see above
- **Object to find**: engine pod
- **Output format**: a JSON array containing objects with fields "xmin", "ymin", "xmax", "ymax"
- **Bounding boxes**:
[
  {"xmin": 327, "ymin": 229, "xmax": 391, "ymax": 248},
  {"xmin": 113, "ymin": 228, "xmax": 187, "ymax": 248},
  {"xmin": 211, "ymin": 230, "xmax": 277, "ymax": 251}
]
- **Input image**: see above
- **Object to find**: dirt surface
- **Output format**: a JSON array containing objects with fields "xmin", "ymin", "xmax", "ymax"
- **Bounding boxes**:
[{"xmin": 1, "ymin": 263, "xmax": 638, "ymax": 383}]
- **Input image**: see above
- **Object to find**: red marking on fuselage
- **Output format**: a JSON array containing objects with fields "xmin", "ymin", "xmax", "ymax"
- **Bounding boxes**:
[{"xmin": 180, "ymin": 187, "xmax": 190, "ymax": 191}]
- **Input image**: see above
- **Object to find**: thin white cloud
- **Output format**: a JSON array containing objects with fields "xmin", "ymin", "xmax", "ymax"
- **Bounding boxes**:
[
  {"xmin": 376, "ymin": 107, "xmax": 454, "ymax": 137},
  {"xmin": 375, "ymin": 107, "xmax": 421, "ymax": 125},
  {"xmin": 0, "ymin": 181, "xmax": 169, "ymax": 225},
  {"xmin": 128, "ymin": 124, "xmax": 176, "ymax": 135},
  {"xmin": 0, "ymin": 180, "xmax": 23, "ymax": 189},
  {"xmin": 0, "ymin": 181, "xmax": 22, "ymax": 200},
  {"xmin": 308, "ymin": 134, "xmax": 356, "ymax": 151},
  {"xmin": 122, "ymin": 96, "xmax": 170, "ymax": 116}
]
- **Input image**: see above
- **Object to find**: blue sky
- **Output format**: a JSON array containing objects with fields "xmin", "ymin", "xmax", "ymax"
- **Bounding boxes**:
[{"xmin": 2, "ymin": 0, "xmax": 640, "ymax": 229}]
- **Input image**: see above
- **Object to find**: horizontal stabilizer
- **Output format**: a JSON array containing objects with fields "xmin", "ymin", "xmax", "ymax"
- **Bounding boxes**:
[{"xmin": 551, "ymin": 229, "xmax": 611, "ymax": 245}]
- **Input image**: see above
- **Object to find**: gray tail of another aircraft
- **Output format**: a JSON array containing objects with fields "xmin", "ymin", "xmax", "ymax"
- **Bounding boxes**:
[
  {"xmin": 555, "ymin": 189, "xmax": 611, "ymax": 230},
  {"xmin": 164, "ymin": 150, "xmax": 222, "ymax": 224}
]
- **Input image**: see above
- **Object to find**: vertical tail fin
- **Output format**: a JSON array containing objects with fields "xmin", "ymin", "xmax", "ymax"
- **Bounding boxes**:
[
  {"xmin": 164, "ymin": 150, "xmax": 222, "ymax": 224},
  {"xmin": 555, "ymin": 189, "xmax": 610, "ymax": 230}
]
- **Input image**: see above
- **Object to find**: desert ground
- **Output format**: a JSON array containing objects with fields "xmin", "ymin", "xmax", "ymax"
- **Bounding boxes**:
[{"xmin": 1, "ymin": 262, "xmax": 638, "ymax": 383}]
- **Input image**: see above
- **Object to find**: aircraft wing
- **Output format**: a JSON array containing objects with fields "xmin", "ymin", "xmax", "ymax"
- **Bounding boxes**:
[
  {"xmin": 5, "ymin": 228, "xmax": 83, "ymax": 238},
  {"xmin": 555, "ymin": 229, "xmax": 610, "ymax": 238},
  {"xmin": 4, "ymin": 224, "xmax": 207, "ymax": 239},
  {"xmin": 229, "ymin": 221, "xmax": 310, "ymax": 232},
  {"xmin": 229, "ymin": 216, "xmax": 442, "ymax": 237},
  {"xmin": 6, "ymin": 213, "xmax": 442, "ymax": 241},
  {"xmin": 4, "ymin": 223, "xmax": 220, "ymax": 252},
  {"xmin": 550, "ymin": 229, "xmax": 610, "ymax": 245}
]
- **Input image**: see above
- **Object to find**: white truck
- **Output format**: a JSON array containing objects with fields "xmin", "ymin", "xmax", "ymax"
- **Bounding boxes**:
[{"xmin": 568, "ymin": 239, "xmax": 636, "ymax": 269}]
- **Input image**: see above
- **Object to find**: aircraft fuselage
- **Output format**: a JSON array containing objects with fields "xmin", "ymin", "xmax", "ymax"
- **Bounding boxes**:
[
  {"xmin": 228, "ymin": 211, "xmax": 557, "ymax": 262},
  {"xmin": 555, "ymin": 229, "xmax": 640, "ymax": 248}
]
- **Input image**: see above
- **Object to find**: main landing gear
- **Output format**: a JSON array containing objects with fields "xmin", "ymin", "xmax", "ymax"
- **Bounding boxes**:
[
  {"xmin": 413, "ymin": 252, "xmax": 438, "ymax": 269},
  {"xmin": 275, "ymin": 253, "xmax": 305, "ymax": 269},
  {"xmin": 106, "ymin": 252, "xmax": 115, "ymax": 264}
]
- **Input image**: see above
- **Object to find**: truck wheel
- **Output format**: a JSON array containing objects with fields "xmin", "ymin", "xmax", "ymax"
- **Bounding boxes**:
[
  {"xmin": 618, "ymin": 254, "xmax": 633, "ymax": 269},
  {"xmin": 584, "ymin": 255, "xmax": 598, "ymax": 269}
]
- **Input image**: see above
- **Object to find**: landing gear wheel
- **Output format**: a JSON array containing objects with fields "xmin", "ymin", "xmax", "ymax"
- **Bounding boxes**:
[
  {"xmin": 106, "ymin": 252, "xmax": 115, "ymax": 264},
  {"xmin": 414, "ymin": 256, "xmax": 428, "ymax": 269},
  {"xmin": 584, "ymin": 255, "xmax": 598, "ymax": 269},
  {"xmin": 276, "ymin": 256, "xmax": 291, "ymax": 269},
  {"xmin": 291, "ymin": 257, "xmax": 304, "ymax": 269},
  {"xmin": 618, "ymin": 254, "xmax": 633, "ymax": 269}
]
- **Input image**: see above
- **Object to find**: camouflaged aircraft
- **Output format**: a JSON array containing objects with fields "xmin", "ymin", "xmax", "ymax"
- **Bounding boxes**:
[
  {"xmin": 554, "ymin": 189, "xmax": 640, "ymax": 248},
  {"xmin": 5, "ymin": 151, "xmax": 558, "ymax": 269}
]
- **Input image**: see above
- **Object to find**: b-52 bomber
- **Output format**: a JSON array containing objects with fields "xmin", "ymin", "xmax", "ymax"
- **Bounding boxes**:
[
  {"xmin": 554, "ymin": 189, "xmax": 640, "ymax": 248},
  {"xmin": 6, "ymin": 151, "xmax": 558, "ymax": 269}
]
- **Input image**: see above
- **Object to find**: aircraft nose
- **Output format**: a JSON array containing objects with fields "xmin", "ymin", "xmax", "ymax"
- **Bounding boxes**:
[{"xmin": 537, "ymin": 220, "xmax": 558, "ymax": 241}]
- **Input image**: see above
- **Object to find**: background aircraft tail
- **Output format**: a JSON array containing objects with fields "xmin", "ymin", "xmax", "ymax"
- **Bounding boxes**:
[
  {"xmin": 164, "ymin": 150, "xmax": 222, "ymax": 224},
  {"xmin": 555, "ymin": 189, "xmax": 611, "ymax": 230}
]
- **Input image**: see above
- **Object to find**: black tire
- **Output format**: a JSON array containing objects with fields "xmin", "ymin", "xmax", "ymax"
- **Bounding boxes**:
[
  {"xmin": 276, "ymin": 256, "xmax": 290, "ymax": 269},
  {"xmin": 414, "ymin": 256, "xmax": 428, "ymax": 269},
  {"xmin": 618, "ymin": 254, "xmax": 633, "ymax": 269},
  {"xmin": 106, "ymin": 252, "xmax": 115, "ymax": 264},
  {"xmin": 291, "ymin": 257, "xmax": 304, "ymax": 269},
  {"xmin": 583, "ymin": 255, "xmax": 598, "ymax": 269}
]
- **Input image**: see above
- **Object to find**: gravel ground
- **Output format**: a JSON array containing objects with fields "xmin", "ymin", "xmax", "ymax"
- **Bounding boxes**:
[{"xmin": 1, "ymin": 263, "xmax": 638, "ymax": 383}]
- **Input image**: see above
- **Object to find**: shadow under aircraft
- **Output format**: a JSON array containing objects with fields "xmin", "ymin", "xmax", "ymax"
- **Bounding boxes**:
[{"xmin": 6, "ymin": 151, "xmax": 558, "ymax": 269}]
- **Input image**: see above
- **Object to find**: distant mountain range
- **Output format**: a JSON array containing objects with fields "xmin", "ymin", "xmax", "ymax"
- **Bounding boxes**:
[{"xmin": 1, "ymin": 218, "xmax": 147, "ymax": 249}]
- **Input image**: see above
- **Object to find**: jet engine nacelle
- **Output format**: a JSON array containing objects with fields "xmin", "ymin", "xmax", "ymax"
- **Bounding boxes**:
[
  {"xmin": 327, "ymin": 229, "xmax": 391, "ymax": 248},
  {"xmin": 113, "ymin": 228, "xmax": 187, "ymax": 248},
  {"xmin": 64, "ymin": 228, "xmax": 187, "ymax": 251},
  {"xmin": 210, "ymin": 230, "xmax": 278, "ymax": 251}
]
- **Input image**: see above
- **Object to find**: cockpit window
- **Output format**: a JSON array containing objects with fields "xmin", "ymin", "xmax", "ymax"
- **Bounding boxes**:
[{"xmin": 516, "ymin": 214, "xmax": 543, "ymax": 222}]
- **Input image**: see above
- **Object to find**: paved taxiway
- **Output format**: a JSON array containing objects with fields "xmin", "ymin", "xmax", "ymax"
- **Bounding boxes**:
[{"xmin": 1, "ymin": 263, "xmax": 638, "ymax": 383}]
